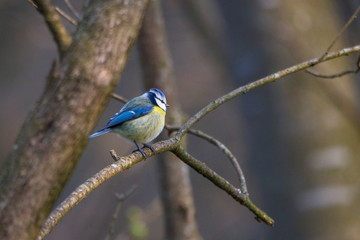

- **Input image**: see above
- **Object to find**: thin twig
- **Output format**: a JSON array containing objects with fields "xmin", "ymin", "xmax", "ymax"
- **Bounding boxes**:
[
  {"xmin": 189, "ymin": 129, "xmax": 248, "ymax": 194},
  {"xmin": 37, "ymin": 139, "xmax": 177, "ymax": 240},
  {"xmin": 27, "ymin": 0, "xmax": 38, "ymax": 8},
  {"xmin": 110, "ymin": 149, "xmax": 121, "ymax": 161},
  {"xmin": 55, "ymin": 6, "xmax": 77, "ymax": 25},
  {"xmin": 175, "ymin": 44, "xmax": 360, "ymax": 141},
  {"xmin": 64, "ymin": 0, "xmax": 81, "ymax": 20},
  {"xmin": 171, "ymin": 145, "xmax": 274, "ymax": 226},
  {"xmin": 105, "ymin": 185, "xmax": 137, "ymax": 240},
  {"xmin": 33, "ymin": 0, "xmax": 72, "ymax": 57},
  {"xmin": 138, "ymin": 0, "xmax": 201, "ymax": 237},
  {"xmin": 305, "ymin": 68, "xmax": 359, "ymax": 78},
  {"xmin": 306, "ymin": 54, "xmax": 360, "ymax": 78},
  {"xmin": 167, "ymin": 126, "xmax": 248, "ymax": 194},
  {"xmin": 318, "ymin": 5, "xmax": 360, "ymax": 61},
  {"xmin": 111, "ymin": 93, "xmax": 128, "ymax": 104},
  {"xmin": 37, "ymin": 44, "xmax": 360, "ymax": 239}
]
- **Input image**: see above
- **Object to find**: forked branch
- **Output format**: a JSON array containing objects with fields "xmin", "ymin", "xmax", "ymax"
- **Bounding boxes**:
[
  {"xmin": 175, "ymin": 44, "xmax": 360, "ymax": 140},
  {"xmin": 171, "ymin": 145, "xmax": 272, "ymax": 224},
  {"xmin": 38, "ymin": 44, "xmax": 360, "ymax": 239},
  {"xmin": 32, "ymin": 0, "xmax": 72, "ymax": 57},
  {"xmin": 318, "ymin": 5, "xmax": 360, "ymax": 61},
  {"xmin": 168, "ymin": 126, "xmax": 248, "ymax": 194}
]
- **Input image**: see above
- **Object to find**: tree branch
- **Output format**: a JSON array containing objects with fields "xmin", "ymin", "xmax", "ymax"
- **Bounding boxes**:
[
  {"xmin": 105, "ymin": 185, "xmax": 137, "ymax": 240},
  {"xmin": 305, "ymin": 5, "xmax": 360, "ymax": 77},
  {"xmin": 38, "ymin": 135, "xmax": 273, "ymax": 239},
  {"xmin": 32, "ymin": 0, "xmax": 72, "ymax": 57},
  {"xmin": 189, "ymin": 131, "xmax": 246, "ymax": 191},
  {"xmin": 319, "ymin": 5, "xmax": 360, "ymax": 60},
  {"xmin": 55, "ymin": 6, "xmax": 77, "ymax": 25},
  {"xmin": 171, "ymin": 145, "xmax": 274, "ymax": 226},
  {"xmin": 64, "ymin": 0, "xmax": 81, "ymax": 20},
  {"xmin": 0, "ymin": 1, "xmax": 149, "ymax": 240},
  {"xmin": 111, "ymin": 93, "xmax": 128, "ymax": 104},
  {"xmin": 168, "ymin": 127, "xmax": 248, "ymax": 194},
  {"xmin": 138, "ymin": 0, "xmax": 201, "ymax": 238},
  {"xmin": 37, "ymin": 139, "xmax": 176, "ymax": 240},
  {"xmin": 306, "ymin": 53, "xmax": 360, "ymax": 78},
  {"xmin": 305, "ymin": 68, "xmax": 359, "ymax": 78},
  {"xmin": 37, "ymin": 44, "xmax": 360, "ymax": 238},
  {"xmin": 175, "ymin": 44, "xmax": 360, "ymax": 140},
  {"xmin": 27, "ymin": 0, "xmax": 38, "ymax": 9}
]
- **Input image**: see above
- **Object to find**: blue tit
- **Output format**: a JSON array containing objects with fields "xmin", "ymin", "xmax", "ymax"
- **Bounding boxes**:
[{"xmin": 89, "ymin": 88, "xmax": 168, "ymax": 158}]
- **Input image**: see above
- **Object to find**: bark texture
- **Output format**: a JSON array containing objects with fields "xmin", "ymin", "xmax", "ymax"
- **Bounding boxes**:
[
  {"xmin": 138, "ymin": 0, "xmax": 202, "ymax": 239},
  {"xmin": 0, "ymin": 0, "xmax": 148, "ymax": 239}
]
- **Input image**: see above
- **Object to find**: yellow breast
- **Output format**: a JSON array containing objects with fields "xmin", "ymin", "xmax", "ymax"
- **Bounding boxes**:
[
  {"xmin": 153, "ymin": 105, "xmax": 166, "ymax": 117},
  {"xmin": 113, "ymin": 105, "xmax": 166, "ymax": 143}
]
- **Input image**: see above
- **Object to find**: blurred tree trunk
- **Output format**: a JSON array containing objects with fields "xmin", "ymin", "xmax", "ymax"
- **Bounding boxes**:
[
  {"xmin": 0, "ymin": 0, "xmax": 148, "ymax": 239},
  {"xmin": 138, "ymin": 0, "xmax": 202, "ymax": 239},
  {"xmin": 219, "ymin": 0, "xmax": 360, "ymax": 239},
  {"xmin": 267, "ymin": 2, "xmax": 360, "ymax": 239},
  {"xmin": 178, "ymin": 0, "xmax": 228, "ymax": 70}
]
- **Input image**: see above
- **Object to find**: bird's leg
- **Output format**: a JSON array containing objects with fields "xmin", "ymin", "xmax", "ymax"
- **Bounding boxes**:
[
  {"xmin": 142, "ymin": 143, "xmax": 155, "ymax": 152},
  {"xmin": 132, "ymin": 141, "xmax": 147, "ymax": 158}
]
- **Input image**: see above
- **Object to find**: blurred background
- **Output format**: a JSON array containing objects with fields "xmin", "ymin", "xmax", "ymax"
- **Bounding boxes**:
[{"xmin": 1, "ymin": 0, "xmax": 360, "ymax": 239}]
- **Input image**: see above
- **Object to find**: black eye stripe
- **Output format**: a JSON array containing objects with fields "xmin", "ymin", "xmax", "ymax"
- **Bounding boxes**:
[
  {"xmin": 155, "ymin": 96, "xmax": 165, "ymax": 104},
  {"xmin": 149, "ymin": 91, "xmax": 166, "ymax": 106}
]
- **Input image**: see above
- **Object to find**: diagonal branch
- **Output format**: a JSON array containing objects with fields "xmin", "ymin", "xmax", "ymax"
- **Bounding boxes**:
[
  {"xmin": 38, "ymin": 136, "xmax": 273, "ymax": 240},
  {"xmin": 64, "ymin": 0, "xmax": 81, "ymax": 20},
  {"xmin": 27, "ymin": 0, "xmax": 38, "ymax": 8},
  {"xmin": 318, "ymin": 5, "xmax": 360, "ymax": 61},
  {"xmin": 55, "ymin": 6, "xmax": 77, "ymax": 25},
  {"xmin": 171, "ymin": 145, "xmax": 274, "ymax": 226},
  {"xmin": 138, "ymin": 0, "xmax": 201, "ymax": 238},
  {"xmin": 168, "ymin": 126, "xmax": 248, "ymax": 194},
  {"xmin": 37, "ymin": 139, "xmax": 176, "ymax": 240},
  {"xmin": 38, "ymin": 44, "xmax": 360, "ymax": 239},
  {"xmin": 111, "ymin": 93, "xmax": 128, "ymax": 104},
  {"xmin": 105, "ymin": 185, "xmax": 137, "ymax": 240},
  {"xmin": 305, "ymin": 5, "xmax": 360, "ymax": 77},
  {"xmin": 33, "ymin": 0, "xmax": 72, "ymax": 57},
  {"xmin": 175, "ymin": 44, "xmax": 360, "ymax": 140}
]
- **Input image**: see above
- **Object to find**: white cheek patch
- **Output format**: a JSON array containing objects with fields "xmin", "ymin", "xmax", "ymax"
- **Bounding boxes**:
[{"xmin": 155, "ymin": 98, "xmax": 166, "ymax": 111}]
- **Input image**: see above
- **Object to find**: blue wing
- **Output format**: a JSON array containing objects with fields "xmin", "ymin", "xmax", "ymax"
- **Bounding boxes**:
[
  {"xmin": 89, "ymin": 106, "xmax": 153, "ymax": 138},
  {"xmin": 104, "ymin": 106, "xmax": 153, "ymax": 129}
]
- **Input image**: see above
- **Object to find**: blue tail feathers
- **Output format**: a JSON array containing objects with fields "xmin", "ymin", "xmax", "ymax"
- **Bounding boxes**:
[{"xmin": 89, "ymin": 128, "xmax": 111, "ymax": 138}]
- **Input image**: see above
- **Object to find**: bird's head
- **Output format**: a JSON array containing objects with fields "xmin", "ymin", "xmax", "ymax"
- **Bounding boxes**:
[{"xmin": 147, "ymin": 88, "xmax": 169, "ymax": 112}]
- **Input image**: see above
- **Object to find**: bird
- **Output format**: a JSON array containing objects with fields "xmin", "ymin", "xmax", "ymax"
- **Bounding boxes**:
[{"xmin": 89, "ymin": 88, "xmax": 168, "ymax": 158}]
